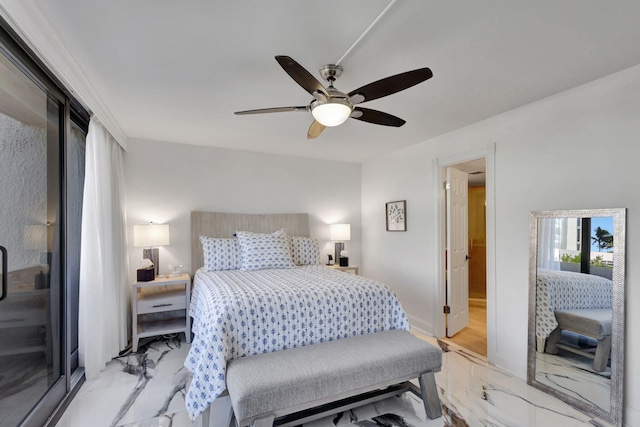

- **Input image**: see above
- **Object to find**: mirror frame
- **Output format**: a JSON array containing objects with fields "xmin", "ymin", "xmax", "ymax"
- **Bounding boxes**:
[{"xmin": 528, "ymin": 208, "xmax": 625, "ymax": 426}]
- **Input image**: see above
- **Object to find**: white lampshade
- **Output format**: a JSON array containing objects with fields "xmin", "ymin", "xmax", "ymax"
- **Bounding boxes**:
[
  {"xmin": 133, "ymin": 223, "xmax": 170, "ymax": 247},
  {"xmin": 330, "ymin": 223, "xmax": 351, "ymax": 241},
  {"xmin": 311, "ymin": 101, "xmax": 352, "ymax": 127}
]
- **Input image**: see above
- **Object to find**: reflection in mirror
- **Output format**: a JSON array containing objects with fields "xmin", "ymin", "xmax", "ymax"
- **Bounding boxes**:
[{"xmin": 528, "ymin": 209, "xmax": 625, "ymax": 427}]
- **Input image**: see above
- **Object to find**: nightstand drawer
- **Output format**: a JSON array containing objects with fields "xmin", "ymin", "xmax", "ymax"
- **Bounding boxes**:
[{"xmin": 137, "ymin": 289, "xmax": 186, "ymax": 314}]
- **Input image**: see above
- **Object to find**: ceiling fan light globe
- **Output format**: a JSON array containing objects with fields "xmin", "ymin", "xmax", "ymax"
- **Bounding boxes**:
[{"xmin": 311, "ymin": 101, "xmax": 352, "ymax": 127}]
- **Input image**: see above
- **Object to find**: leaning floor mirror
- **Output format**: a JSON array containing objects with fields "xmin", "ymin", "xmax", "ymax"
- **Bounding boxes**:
[{"xmin": 528, "ymin": 208, "xmax": 625, "ymax": 426}]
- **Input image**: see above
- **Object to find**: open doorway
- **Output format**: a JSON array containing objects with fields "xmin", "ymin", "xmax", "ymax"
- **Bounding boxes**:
[{"xmin": 444, "ymin": 158, "xmax": 487, "ymax": 356}]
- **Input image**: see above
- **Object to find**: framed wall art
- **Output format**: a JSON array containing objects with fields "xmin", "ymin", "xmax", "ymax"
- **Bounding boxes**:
[{"xmin": 386, "ymin": 200, "xmax": 406, "ymax": 231}]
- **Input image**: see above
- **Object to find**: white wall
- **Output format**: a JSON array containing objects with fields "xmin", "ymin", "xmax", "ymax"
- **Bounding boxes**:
[
  {"xmin": 361, "ymin": 64, "xmax": 640, "ymax": 424},
  {"xmin": 123, "ymin": 139, "xmax": 361, "ymax": 281}
]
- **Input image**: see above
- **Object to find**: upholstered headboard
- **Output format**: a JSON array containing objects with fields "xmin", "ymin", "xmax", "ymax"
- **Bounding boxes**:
[{"xmin": 190, "ymin": 211, "xmax": 310, "ymax": 272}]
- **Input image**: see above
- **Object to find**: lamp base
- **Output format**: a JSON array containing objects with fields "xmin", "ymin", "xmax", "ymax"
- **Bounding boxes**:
[
  {"xmin": 334, "ymin": 242, "xmax": 344, "ymax": 266},
  {"xmin": 142, "ymin": 248, "xmax": 159, "ymax": 277}
]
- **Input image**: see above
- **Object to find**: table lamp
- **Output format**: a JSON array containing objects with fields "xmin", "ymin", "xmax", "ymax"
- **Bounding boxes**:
[
  {"xmin": 330, "ymin": 223, "xmax": 351, "ymax": 267},
  {"xmin": 133, "ymin": 223, "xmax": 169, "ymax": 277}
]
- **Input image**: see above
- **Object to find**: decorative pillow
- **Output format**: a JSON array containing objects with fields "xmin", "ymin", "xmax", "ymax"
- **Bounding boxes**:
[
  {"xmin": 235, "ymin": 229, "xmax": 296, "ymax": 271},
  {"xmin": 290, "ymin": 236, "xmax": 321, "ymax": 266},
  {"xmin": 200, "ymin": 236, "xmax": 240, "ymax": 271}
]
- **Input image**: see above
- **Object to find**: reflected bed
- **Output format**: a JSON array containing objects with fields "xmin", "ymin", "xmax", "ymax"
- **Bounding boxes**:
[{"xmin": 535, "ymin": 268, "xmax": 612, "ymax": 351}]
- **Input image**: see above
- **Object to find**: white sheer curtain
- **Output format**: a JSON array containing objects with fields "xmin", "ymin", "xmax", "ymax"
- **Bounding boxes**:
[
  {"xmin": 78, "ymin": 117, "xmax": 129, "ymax": 379},
  {"xmin": 537, "ymin": 218, "xmax": 562, "ymax": 270}
]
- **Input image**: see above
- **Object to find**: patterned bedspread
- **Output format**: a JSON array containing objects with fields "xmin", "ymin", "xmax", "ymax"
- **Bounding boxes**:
[
  {"xmin": 184, "ymin": 265, "xmax": 409, "ymax": 419},
  {"xmin": 536, "ymin": 269, "xmax": 611, "ymax": 343}
]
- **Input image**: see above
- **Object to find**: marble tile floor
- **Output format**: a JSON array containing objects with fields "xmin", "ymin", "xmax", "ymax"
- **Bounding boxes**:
[
  {"xmin": 54, "ymin": 333, "xmax": 614, "ymax": 427},
  {"xmin": 534, "ymin": 351, "xmax": 610, "ymax": 413}
]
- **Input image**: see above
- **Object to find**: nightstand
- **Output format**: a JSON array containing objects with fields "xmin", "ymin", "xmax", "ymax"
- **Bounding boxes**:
[
  {"xmin": 329, "ymin": 265, "xmax": 359, "ymax": 275},
  {"xmin": 131, "ymin": 273, "xmax": 191, "ymax": 352}
]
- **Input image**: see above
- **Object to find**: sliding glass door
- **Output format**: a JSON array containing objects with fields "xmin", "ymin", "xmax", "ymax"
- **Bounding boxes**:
[
  {"xmin": 0, "ymin": 51, "xmax": 64, "ymax": 427},
  {"xmin": 0, "ymin": 22, "xmax": 86, "ymax": 426}
]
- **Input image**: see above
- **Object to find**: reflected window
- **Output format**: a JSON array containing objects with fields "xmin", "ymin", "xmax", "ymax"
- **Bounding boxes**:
[{"xmin": 539, "ymin": 217, "xmax": 614, "ymax": 280}]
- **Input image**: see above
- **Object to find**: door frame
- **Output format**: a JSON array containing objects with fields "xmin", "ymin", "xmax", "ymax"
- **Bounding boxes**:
[{"xmin": 433, "ymin": 144, "xmax": 496, "ymax": 360}]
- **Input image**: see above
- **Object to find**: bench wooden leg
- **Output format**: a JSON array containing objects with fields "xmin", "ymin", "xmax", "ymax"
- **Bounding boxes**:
[
  {"xmin": 546, "ymin": 328, "xmax": 561, "ymax": 354},
  {"xmin": 593, "ymin": 335, "xmax": 611, "ymax": 372},
  {"xmin": 194, "ymin": 406, "xmax": 210, "ymax": 427},
  {"xmin": 195, "ymin": 398, "xmax": 234, "ymax": 427},
  {"xmin": 418, "ymin": 372, "xmax": 442, "ymax": 419},
  {"xmin": 251, "ymin": 415, "xmax": 275, "ymax": 427}
]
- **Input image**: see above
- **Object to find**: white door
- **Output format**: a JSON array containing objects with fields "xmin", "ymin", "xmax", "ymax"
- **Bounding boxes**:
[{"xmin": 446, "ymin": 167, "xmax": 469, "ymax": 337}]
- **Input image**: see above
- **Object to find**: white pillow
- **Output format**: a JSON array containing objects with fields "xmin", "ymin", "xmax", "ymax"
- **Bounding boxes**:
[
  {"xmin": 236, "ymin": 229, "xmax": 295, "ymax": 271},
  {"xmin": 290, "ymin": 236, "xmax": 321, "ymax": 266},
  {"xmin": 200, "ymin": 236, "xmax": 240, "ymax": 271}
]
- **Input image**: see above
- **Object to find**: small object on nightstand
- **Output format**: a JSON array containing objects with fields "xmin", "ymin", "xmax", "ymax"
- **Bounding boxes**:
[
  {"xmin": 137, "ymin": 258, "xmax": 155, "ymax": 281},
  {"xmin": 326, "ymin": 254, "xmax": 334, "ymax": 265},
  {"xmin": 136, "ymin": 267, "xmax": 155, "ymax": 282},
  {"xmin": 339, "ymin": 249, "xmax": 349, "ymax": 267},
  {"xmin": 168, "ymin": 264, "xmax": 183, "ymax": 276},
  {"xmin": 34, "ymin": 271, "xmax": 50, "ymax": 289}
]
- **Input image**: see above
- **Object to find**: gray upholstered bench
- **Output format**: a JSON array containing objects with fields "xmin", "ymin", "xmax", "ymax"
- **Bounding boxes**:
[
  {"xmin": 225, "ymin": 330, "xmax": 442, "ymax": 427},
  {"xmin": 547, "ymin": 308, "xmax": 612, "ymax": 372}
]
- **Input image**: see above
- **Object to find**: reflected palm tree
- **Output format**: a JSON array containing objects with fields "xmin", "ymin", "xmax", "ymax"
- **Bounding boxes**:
[{"xmin": 592, "ymin": 227, "xmax": 613, "ymax": 252}]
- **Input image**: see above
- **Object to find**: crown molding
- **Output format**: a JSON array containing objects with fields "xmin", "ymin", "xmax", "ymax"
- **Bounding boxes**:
[{"xmin": 0, "ymin": 0, "xmax": 128, "ymax": 149}]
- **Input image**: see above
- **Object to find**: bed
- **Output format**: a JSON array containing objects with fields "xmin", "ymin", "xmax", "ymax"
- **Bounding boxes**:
[{"xmin": 184, "ymin": 212, "xmax": 410, "ymax": 420}]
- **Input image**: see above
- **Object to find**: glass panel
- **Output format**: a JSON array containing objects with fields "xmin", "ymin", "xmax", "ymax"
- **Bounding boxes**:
[
  {"xmin": 0, "ymin": 48, "xmax": 62, "ymax": 427},
  {"xmin": 535, "ymin": 217, "xmax": 613, "ymax": 410},
  {"xmin": 66, "ymin": 122, "xmax": 86, "ymax": 370}
]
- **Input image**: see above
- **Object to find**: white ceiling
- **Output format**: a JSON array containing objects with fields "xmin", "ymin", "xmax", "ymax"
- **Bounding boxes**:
[{"xmin": 21, "ymin": 1, "xmax": 640, "ymax": 162}]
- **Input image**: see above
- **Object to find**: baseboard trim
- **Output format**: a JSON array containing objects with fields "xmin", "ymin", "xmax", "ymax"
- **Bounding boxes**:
[{"xmin": 407, "ymin": 315, "xmax": 433, "ymax": 335}]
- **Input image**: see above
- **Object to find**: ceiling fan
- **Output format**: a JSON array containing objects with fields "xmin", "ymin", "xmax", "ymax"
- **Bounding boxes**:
[{"xmin": 234, "ymin": 56, "xmax": 433, "ymax": 139}]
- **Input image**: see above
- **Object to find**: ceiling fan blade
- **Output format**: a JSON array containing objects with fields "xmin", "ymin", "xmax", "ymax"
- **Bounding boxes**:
[
  {"xmin": 351, "ymin": 107, "xmax": 406, "ymax": 127},
  {"xmin": 348, "ymin": 68, "xmax": 433, "ymax": 104},
  {"xmin": 275, "ymin": 56, "xmax": 328, "ymax": 97},
  {"xmin": 234, "ymin": 106, "xmax": 308, "ymax": 115},
  {"xmin": 307, "ymin": 120, "xmax": 326, "ymax": 139}
]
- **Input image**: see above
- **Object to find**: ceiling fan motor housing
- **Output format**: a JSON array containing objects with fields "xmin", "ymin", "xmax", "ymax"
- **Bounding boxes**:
[{"xmin": 319, "ymin": 64, "xmax": 343, "ymax": 82}]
